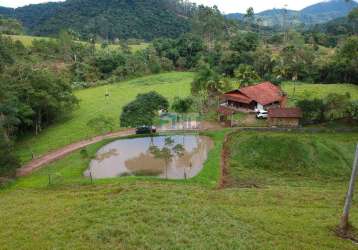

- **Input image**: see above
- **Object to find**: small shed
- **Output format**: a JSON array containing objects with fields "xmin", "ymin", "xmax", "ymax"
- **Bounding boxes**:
[
  {"xmin": 268, "ymin": 108, "xmax": 302, "ymax": 127},
  {"xmin": 218, "ymin": 106, "xmax": 235, "ymax": 127}
]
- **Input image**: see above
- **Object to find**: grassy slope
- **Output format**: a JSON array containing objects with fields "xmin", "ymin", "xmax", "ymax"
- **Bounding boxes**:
[
  {"xmin": 2, "ymin": 130, "xmax": 358, "ymax": 249},
  {"xmin": 228, "ymin": 131, "xmax": 358, "ymax": 184},
  {"xmin": 282, "ymin": 81, "xmax": 358, "ymax": 105},
  {"xmin": 16, "ymin": 72, "xmax": 194, "ymax": 163},
  {"xmin": 1, "ymin": 181, "xmax": 357, "ymax": 249},
  {"xmin": 6, "ymin": 35, "xmax": 149, "ymax": 52}
]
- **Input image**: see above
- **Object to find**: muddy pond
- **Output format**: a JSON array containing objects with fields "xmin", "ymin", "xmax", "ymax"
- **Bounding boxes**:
[{"xmin": 85, "ymin": 135, "xmax": 214, "ymax": 179}]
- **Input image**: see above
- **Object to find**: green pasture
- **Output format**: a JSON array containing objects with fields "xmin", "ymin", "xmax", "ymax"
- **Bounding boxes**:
[
  {"xmin": 6, "ymin": 34, "xmax": 149, "ymax": 52},
  {"xmin": 2, "ymin": 130, "xmax": 358, "ymax": 249},
  {"xmin": 282, "ymin": 81, "xmax": 358, "ymax": 105},
  {"xmin": 16, "ymin": 72, "xmax": 194, "ymax": 163}
]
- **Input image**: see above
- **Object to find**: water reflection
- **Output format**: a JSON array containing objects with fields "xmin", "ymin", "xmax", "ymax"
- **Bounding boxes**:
[
  {"xmin": 84, "ymin": 135, "xmax": 214, "ymax": 179},
  {"xmin": 95, "ymin": 149, "xmax": 119, "ymax": 162}
]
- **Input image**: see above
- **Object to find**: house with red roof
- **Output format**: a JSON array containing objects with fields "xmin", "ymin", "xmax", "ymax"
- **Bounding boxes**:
[
  {"xmin": 218, "ymin": 82, "xmax": 303, "ymax": 127},
  {"xmin": 220, "ymin": 82, "xmax": 287, "ymax": 113}
]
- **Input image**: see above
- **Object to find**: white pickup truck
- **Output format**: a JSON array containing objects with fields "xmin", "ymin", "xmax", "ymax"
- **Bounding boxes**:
[{"xmin": 256, "ymin": 110, "xmax": 268, "ymax": 119}]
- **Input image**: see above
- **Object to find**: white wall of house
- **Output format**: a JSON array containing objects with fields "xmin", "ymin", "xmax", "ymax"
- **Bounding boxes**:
[{"xmin": 256, "ymin": 103, "xmax": 264, "ymax": 111}]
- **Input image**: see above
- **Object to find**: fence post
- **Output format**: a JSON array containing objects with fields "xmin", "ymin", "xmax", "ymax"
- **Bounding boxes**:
[
  {"xmin": 90, "ymin": 171, "xmax": 93, "ymax": 185},
  {"xmin": 340, "ymin": 144, "xmax": 358, "ymax": 231}
]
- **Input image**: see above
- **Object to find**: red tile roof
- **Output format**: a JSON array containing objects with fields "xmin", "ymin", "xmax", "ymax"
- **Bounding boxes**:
[
  {"xmin": 268, "ymin": 108, "xmax": 303, "ymax": 118},
  {"xmin": 239, "ymin": 82, "xmax": 284, "ymax": 106},
  {"xmin": 222, "ymin": 92, "xmax": 251, "ymax": 104}
]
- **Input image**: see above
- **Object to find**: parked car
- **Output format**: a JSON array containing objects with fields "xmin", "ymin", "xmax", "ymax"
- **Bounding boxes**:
[
  {"xmin": 256, "ymin": 110, "xmax": 268, "ymax": 119},
  {"xmin": 135, "ymin": 126, "xmax": 157, "ymax": 134}
]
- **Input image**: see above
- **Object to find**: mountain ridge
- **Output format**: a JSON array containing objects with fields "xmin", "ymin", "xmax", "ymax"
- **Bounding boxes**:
[
  {"xmin": 226, "ymin": 0, "xmax": 358, "ymax": 26},
  {"xmin": 0, "ymin": 0, "xmax": 193, "ymax": 41}
]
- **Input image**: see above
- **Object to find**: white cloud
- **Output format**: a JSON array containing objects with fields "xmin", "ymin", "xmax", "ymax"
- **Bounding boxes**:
[{"xmin": 0, "ymin": 0, "xmax": 344, "ymax": 13}]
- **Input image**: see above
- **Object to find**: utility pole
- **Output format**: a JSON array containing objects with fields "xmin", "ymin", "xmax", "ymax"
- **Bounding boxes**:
[
  {"xmin": 340, "ymin": 144, "xmax": 358, "ymax": 231},
  {"xmin": 283, "ymin": 4, "xmax": 289, "ymax": 44}
]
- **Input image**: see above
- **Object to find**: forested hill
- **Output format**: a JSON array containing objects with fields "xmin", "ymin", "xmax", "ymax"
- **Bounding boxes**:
[
  {"xmin": 0, "ymin": 0, "xmax": 194, "ymax": 41},
  {"xmin": 226, "ymin": 0, "xmax": 358, "ymax": 26}
]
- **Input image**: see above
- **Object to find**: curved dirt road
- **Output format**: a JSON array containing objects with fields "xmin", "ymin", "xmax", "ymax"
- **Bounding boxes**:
[
  {"xmin": 16, "ymin": 121, "xmax": 222, "ymax": 177},
  {"xmin": 16, "ymin": 129, "xmax": 135, "ymax": 177}
]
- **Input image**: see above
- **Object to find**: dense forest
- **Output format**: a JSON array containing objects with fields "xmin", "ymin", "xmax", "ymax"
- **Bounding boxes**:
[
  {"xmin": 0, "ymin": 0, "xmax": 197, "ymax": 41},
  {"xmin": 0, "ymin": 0, "xmax": 358, "ymax": 177}
]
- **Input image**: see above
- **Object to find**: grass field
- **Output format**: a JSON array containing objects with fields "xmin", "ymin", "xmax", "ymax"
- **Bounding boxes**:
[
  {"xmin": 16, "ymin": 72, "xmax": 194, "ymax": 163},
  {"xmin": 282, "ymin": 81, "xmax": 358, "ymax": 105},
  {"xmin": 227, "ymin": 131, "xmax": 358, "ymax": 185},
  {"xmin": 6, "ymin": 35, "xmax": 149, "ymax": 52},
  {"xmin": 2, "ymin": 130, "xmax": 358, "ymax": 249}
]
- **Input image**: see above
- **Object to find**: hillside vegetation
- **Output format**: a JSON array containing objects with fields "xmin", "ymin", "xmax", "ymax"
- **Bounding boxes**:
[
  {"xmin": 15, "ymin": 72, "xmax": 193, "ymax": 163},
  {"xmin": 14, "ymin": 72, "xmax": 358, "ymax": 165},
  {"xmin": 5, "ymin": 34, "xmax": 149, "ymax": 52},
  {"xmin": 0, "ymin": 0, "xmax": 194, "ymax": 40}
]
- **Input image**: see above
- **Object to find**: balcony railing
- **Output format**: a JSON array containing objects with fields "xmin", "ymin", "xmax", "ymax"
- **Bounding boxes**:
[{"xmin": 219, "ymin": 103, "xmax": 255, "ymax": 113}]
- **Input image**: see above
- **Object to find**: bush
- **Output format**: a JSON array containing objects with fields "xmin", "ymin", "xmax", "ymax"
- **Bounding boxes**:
[
  {"xmin": 347, "ymin": 101, "xmax": 358, "ymax": 121},
  {"xmin": 297, "ymin": 93, "xmax": 353, "ymax": 124},
  {"xmin": 297, "ymin": 99, "xmax": 326, "ymax": 124}
]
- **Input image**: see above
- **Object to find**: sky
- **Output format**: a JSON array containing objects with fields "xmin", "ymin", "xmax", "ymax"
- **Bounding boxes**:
[{"xmin": 0, "ymin": 0, "xmax": 334, "ymax": 13}]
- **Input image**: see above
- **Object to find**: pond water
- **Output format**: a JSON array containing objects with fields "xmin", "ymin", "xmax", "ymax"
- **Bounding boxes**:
[{"xmin": 85, "ymin": 135, "xmax": 214, "ymax": 180}]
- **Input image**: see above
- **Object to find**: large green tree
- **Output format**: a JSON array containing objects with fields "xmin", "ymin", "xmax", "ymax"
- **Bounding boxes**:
[
  {"xmin": 191, "ymin": 63, "xmax": 228, "ymax": 96},
  {"xmin": 0, "ymin": 65, "xmax": 78, "ymax": 135},
  {"xmin": 120, "ymin": 92, "xmax": 169, "ymax": 128}
]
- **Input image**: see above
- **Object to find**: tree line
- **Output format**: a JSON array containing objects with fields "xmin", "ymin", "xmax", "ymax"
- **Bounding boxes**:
[{"xmin": 0, "ymin": 35, "xmax": 78, "ymax": 178}]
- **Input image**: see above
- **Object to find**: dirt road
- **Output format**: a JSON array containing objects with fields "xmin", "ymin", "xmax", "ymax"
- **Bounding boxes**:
[{"xmin": 16, "ymin": 129, "xmax": 135, "ymax": 177}]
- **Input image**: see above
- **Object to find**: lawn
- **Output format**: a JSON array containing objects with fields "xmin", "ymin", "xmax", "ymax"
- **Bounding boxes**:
[
  {"xmin": 6, "ymin": 34, "xmax": 53, "ymax": 47},
  {"xmin": 2, "ymin": 130, "xmax": 358, "ymax": 249},
  {"xmin": 226, "ymin": 131, "xmax": 358, "ymax": 185},
  {"xmin": 282, "ymin": 81, "xmax": 358, "ymax": 105},
  {"xmin": 16, "ymin": 72, "xmax": 194, "ymax": 163}
]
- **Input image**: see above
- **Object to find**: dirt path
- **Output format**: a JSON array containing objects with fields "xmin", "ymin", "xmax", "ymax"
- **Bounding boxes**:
[
  {"xmin": 218, "ymin": 131, "xmax": 235, "ymax": 188},
  {"xmin": 16, "ymin": 129, "xmax": 135, "ymax": 177}
]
